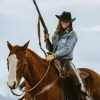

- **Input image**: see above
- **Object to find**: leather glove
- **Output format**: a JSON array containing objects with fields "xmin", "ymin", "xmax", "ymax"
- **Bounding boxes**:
[{"xmin": 46, "ymin": 53, "xmax": 55, "ymax": 61}]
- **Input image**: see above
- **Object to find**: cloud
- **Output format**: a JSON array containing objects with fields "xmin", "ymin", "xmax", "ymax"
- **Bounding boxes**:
[
  {"xmin": 0, "ymin": 8, "xmax": 18, "ymax": 15},
  {"xmin": 38, "ymin": 0, "xmax": 100, "ymax": 9},
  {"xmin": 0, "ymin": 0, "xmax": 32, "ymax": 7},
  {"xmin": 78, "ymin": 25, "xmax": 100, "ymax": 33}
]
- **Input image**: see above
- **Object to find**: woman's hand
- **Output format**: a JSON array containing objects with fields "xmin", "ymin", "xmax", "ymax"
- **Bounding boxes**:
[{"xmin": 46, "ymin": 53, "xmax": 55, "ymax": 61}]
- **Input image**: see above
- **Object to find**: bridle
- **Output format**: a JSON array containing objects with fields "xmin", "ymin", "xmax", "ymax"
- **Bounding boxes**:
[{"xmin": 7, "ymin": 56, "xmax": 25, "ymax": 97}]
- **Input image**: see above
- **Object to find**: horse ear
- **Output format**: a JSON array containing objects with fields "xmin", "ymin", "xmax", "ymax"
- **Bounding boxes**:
[
  {"xmin": 7, "ymin": 41, "xmax": 13, "ymax": 51},
  {"xmin": 22, "ymin": 40, "xmax": 30, "ymax": 51}
]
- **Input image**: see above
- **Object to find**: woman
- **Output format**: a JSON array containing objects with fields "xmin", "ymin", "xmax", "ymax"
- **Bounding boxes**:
[{"xmin": 45, "ymin": 11, "xmax": 91, "ymax": 100}]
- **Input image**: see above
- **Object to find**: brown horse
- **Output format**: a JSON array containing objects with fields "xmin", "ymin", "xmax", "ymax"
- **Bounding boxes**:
[{"xmin": 7, "ymin": 41, "xmax": 100, "ymax": 100}]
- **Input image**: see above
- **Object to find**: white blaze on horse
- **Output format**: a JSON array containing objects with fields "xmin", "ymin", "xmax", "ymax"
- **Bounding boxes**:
[{"xmin": 8, "ymin": 54, "xmax": 18, "ymax": 88}]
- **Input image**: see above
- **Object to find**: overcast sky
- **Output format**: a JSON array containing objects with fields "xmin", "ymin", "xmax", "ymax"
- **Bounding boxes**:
[{"xmin": 0, "ymin": 0, "xmax": 100, "ymax": 99}]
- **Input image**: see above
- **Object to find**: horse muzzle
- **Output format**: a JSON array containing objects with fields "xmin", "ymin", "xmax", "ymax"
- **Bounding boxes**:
[{"xmin": 7, "ymin": 81, "xmax": 18, "ymax": 89}]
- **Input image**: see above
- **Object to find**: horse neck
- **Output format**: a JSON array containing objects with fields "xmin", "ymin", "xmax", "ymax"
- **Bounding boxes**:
[{"xmin": 23, "ymin": 49, "xmax": 47, "ymax": 87}]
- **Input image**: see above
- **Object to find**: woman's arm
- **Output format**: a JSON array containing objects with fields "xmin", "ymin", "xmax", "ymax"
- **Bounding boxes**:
[
  {"xmin": 54, "ymin": 32, "xmax": 77, "ymax": 58},
  {"xmin": 44, "ymin": 34, "xmax": 53, "ymax": 52}
]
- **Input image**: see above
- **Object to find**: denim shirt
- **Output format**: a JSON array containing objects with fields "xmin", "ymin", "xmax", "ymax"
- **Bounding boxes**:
[{"xmin": 46, "ymin": 30, "xmax": 78, "ymax": 60}]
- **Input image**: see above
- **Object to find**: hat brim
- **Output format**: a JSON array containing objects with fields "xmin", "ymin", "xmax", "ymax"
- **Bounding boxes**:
[
  {"xmin": 55, "ymin": 15, "xmax": 76, "ymax": 22},
  {"xmin": 55, "ymin": 15, "xmax": 61, "ymax": 20}
]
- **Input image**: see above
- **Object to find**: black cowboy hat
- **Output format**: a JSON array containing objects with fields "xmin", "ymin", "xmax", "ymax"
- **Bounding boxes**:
[{"xmin": 56, "ymin": 11, "xmax": 76, "ymax": 22}]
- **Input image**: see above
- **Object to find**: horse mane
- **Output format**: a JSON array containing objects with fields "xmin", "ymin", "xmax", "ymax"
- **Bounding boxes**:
[
  {"xmin": 27, "ymin": 48, "xmax": 42, "ymax": 60},
  {"xmin": 27, "ymin": 48, "xmax": 47, "ymax": 64},
  {"xmin": 26, "ymin": 48, "xmax": 58, "ymax": 79}
]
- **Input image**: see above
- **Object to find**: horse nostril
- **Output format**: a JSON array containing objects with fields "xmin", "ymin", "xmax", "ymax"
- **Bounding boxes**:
[
  {"xmin": 12, "ymin": 82, "xmax": 16, "ymax": 88},
  {"xmin": 14, "ymin": 82, "xmax": 16, "ymax": 86},
  {"xmin": 7, "ymin": 82, "xmax": 16, "ymax": 89}
]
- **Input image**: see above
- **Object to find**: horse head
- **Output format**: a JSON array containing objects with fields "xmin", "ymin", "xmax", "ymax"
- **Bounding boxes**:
[{"xmin": 7, "ymin": 41, "xmax": 30, "ymax": 89}]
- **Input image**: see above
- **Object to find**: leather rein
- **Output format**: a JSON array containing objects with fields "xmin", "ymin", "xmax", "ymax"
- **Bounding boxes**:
[{"xmin": 23, "ymin": 58, "xmax": 60, "ymax": 99}]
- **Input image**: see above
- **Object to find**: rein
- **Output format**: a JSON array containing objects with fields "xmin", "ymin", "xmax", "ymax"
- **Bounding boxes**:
[
  {"xmin": 24, "ymin": 60, "xmax": 60, "ymax": 98},
  {"xmin": 24, "ymin": 61, "xmax": 50, "ymax": 92},
  {"xmin": 33, "ymin": 77, "xmax": 59, "ymax": 98}
]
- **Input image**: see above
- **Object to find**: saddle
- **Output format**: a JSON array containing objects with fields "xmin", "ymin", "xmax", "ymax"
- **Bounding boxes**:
[
  {"xmin": 79, "ymin": 70, "xmax": 89, "ymax": 79},
  {"xmin": 53, "ymin": 59, "xmax": 89, "ymax": 80}
]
